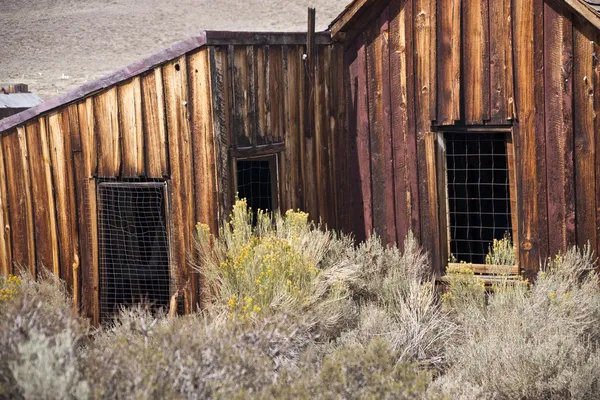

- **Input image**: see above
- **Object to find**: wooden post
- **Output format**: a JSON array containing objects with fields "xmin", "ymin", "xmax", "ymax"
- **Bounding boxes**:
[{"xmin": 306, "ymin": 7, "xmax": 316, "ymax": 139}]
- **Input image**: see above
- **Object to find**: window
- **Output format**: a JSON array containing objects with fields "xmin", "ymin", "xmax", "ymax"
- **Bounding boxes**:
[
  {"xmin": 236, "ymin": 154, "xmax": 279, "ymax": 219},
  {"xmin": 97, "ymin": 182, "xmax": 171, "ymax": 322},
  {"xmin": 442, "ymin": 131, "xmax": 518, "ymax": 272}
]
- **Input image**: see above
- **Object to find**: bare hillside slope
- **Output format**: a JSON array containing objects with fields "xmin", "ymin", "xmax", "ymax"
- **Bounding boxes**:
[{"xmin": 0, "ymin": 0, "xmax": 347, "ymax": 99}]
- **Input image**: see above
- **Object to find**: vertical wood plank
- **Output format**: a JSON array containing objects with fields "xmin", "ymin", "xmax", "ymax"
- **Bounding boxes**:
[
  {"xmin": 48, "ymin": 111, "xmax": 76, "ymax": 288},
  {"xmin": 315, "ymin": 46, "xmax": 329, "ymax": 225},
  {"xmin": 210, "ymin": 47, "xmax": 232, "ymax": 221},
  {"xmin": 118, "ymin": 77, "xmax": 145, "ymax": 177},
  {"xmin": 25, "ymin": 120, "xmax": 59, "ymax": 275},
  {"xmin": 514, "ymin": 0, "xmax": 547, "ymax": 278},
  {"xmin": 489, "ymin": 0, "xmax": 509, "ymax": 123},
  {"xmin": 437, "ymin": 0, "xmax": 461, "ymax": 125},
  {"xmin": 232, "ymin": 46, "xmax": 253, "ymax": 147},
  {"xmin": 17, "ymin": 127, "xmax": 36, "ymax": 276},
  {"xmin": 94, "ymin": 88, "xmax": 120, "ymax": 177},
  {"xmin": 463, "ymin": 0, "xmax": 489, "ymax": 124},
  {"xmin": 331, "ymin": 43, "xmax": 347, "ymax": 232},
  {"xmin": 366, "ymin": 9, "xmax": 396, "ymax": 244},
  {"xmin": 424, "ymin": 131, "xmax": 441, "ymax": 275},
  {"xmin": 352, "ymin": 34, "xmax": 372, "ymax": 239},
  {"xmin": 65, "ymin": 105, "xmax": 81, "ymax": 310},
  {"xmin": 415, "ymin": 0, "xmax": 438, "ymax": 270},
  {"xmin": 3, "ymin": 131, "xmax": 29, "ymax": 273},
  {"xmin": 164, "ymin": 55, "xmax": 197, "ymax": 312},
  {"xmin": 544, "ymin": 1, "xmax": 575, "ymax": 256},
  {"xmin": 284, "ymin": 46, "xmax": 301, "ymax": 211},
  {"xmin": 255, "ymin": 46, "xmax": 268, "ymax": 146},
  {"xmin": 76, "ymin": 99, "xmax": 99, "ymax": 323},
  {"xmin": 0, "ymin": 133, "xmax": 11, "ymax": 276},
  {"xmin": 141, "ymin": 68, "xmax": 169, "ymax": 177},
  {"xmin": 189, "ymin": 49, "xmax": 219, "ymax": 234},
  {"xmin": 269, "ymin": 46, "xmax": 285, "ymax": 144}
]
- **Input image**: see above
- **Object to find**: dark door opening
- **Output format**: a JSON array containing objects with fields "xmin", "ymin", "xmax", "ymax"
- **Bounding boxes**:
[
  {"xmin": 97, "ymin": 182, "xmax": 171, "ymax": 322},
  {"xmin": 236, "ymin": 155, "xmax": 279, "ymax": 220},
  {"xmin": 445, "ymin": 132, "xmax": 514, "ymax": 264}
]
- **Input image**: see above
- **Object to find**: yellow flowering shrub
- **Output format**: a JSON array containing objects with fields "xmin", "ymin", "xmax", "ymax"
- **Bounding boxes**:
[
  {"xmin": 442, "ymin": 263, "xmax": 485, "ymax": 309},
  {"xmin": 485, "ymin": 233, "xmax": 516, "ymax": 267},
  {"xmin": 0, "ymin": 274, "xmax": 21, "ymax": 302},
  {"xmin": 195, "ymin": 199, "xmax": 350, "ymax": 322}
]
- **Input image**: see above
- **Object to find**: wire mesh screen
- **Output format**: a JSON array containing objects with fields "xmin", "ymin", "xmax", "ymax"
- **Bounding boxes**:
[
  {"xmin": 237, "ymin": 159, "xmax": 275, "ymax": 216},
  {"xmin": 445, "ymin": 132, "xmax": 513, "ymax": 264},
  {"xmin": 97, "ymin": 182, "xmax": 171, "ymax": 322}
]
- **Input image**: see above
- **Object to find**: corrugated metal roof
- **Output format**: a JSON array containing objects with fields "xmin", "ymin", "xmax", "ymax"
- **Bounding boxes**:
[{"xmin": 0, "ymin": 93, "xmax": 43, "ymax": 109}]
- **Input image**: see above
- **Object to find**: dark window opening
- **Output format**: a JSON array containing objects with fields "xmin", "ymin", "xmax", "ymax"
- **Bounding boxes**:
[
  {"xmin": 236, "ymin": 156, "xmax": 278, "ymax": 222},
  {"xmin": 445, "ymin": 132, "xmax": 513, "ymax": 264},
  {"xmin": 98, "ymin": 182, "xmax": 171, "ymax": 322}
]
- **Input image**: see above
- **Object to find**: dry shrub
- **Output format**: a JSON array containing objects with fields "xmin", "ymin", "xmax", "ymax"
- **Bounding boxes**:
[
  {"xmin": 195, "ymin": 199, "xmax": 358, "ymax": 339},
  {"xmin": 0, "ymin": 273, "xmax": 89, "ymax": 399},
  {"xmin": 431, "ymin": 245, "xmax": 600, "ymax": 399},
  {"xmin": 342, "ymin": 233, "xmax": 454, "ymax": 370}
]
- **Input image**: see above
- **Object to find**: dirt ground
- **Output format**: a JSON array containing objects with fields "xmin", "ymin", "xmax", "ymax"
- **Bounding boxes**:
[{"xmin": 0, "ymin": 0, "xmax": 348, "ymax": 100}]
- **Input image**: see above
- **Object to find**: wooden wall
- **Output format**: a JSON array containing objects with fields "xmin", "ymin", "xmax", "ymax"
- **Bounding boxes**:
[
  {"xmin": 0, "ymin": 39, "xmax": 343, "ymax": 323},
  {"xmin": 0, "ymin": 48, "xmax": 219, "ymax": 323},
  {"xmin": 208, "ymin": 43, "xmax": 346, "ymax": 230},
  {"xmin": 340, "ymin": 0, "xmax": 600, "ymax": 278}
]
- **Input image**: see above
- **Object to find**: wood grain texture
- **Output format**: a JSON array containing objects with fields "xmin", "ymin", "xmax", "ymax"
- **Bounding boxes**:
[
  {"xmin": 231, "ymin": 46, "xmax": 253, "ymax": 148},
  {"xmin": 353, "ymin": 34, "xmax": 373, "ymax": 240},
  {"xmin": 269, "ymin": 46, "xmax": 285, "ymax": 144},
  {"xmin": 463, "ymin": 0, "xmax": 490, "ymax": 124},
  {"xmin": 210, "ymin": 47, "xmax": 232, "ymax": 223},
  {"xmin": 163, "ymin": 55, "xmax": 197, "ymax": 312},
  {"xmin": 330, "ymin": 43, "xmax": 347, "ymax": 232},
  {"xmin": 141, "ymin": 68, "xmax": 169, "ymax": 177},
  {"xmin": 94, "ymin": 88, "xmax": 120, "ymax": 177},
  {"xmin": 0, "ymin": 133, "xmax": 11, "ymax": 276},
  {"xmin": 75, "ymin": 98, "xmax": 99, "ymax": 323},
  {"xmin": 48, "ymin": 111, "xmax": 77, "ymax": 288},
  {"xmin": 514, "ymin": 0, "xmax": 546, "ymax": 279},
  {"xmin": 25, "ymin": 120, "xmax": 59, "ymax": 275},
  {"xmin": 437, "ymin": 0, "xmax": 461, "ymax": 125},
  {"xmin": 17, "ymin": 127, "xmax": 36, "ymax": 276},
  {"xmin": 315, "ymin": 46, "xmax": 330, "ymax": 226},
  {"xmin": 118, "ymin": 77, "xmax": 145, "ymax": 177},
  {"xmin": 3, "ymin": 131, "xmax": 28, "ymax": 272},
  {"xmin": 65, "ymin": 105, "xmax": 81, "ymax": 309},
  {"xmin": 544, "ymin": 1, "xmax": 575, "ymax": 256},
  {"xmin": 489, "ymin": 0, "xmax": 512, "ymax": 123},
  {"xmin": 366, "ymin": 8, "xmax": 396, "ymax": 244}
]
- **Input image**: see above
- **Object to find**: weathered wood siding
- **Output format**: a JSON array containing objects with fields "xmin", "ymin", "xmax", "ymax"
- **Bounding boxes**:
[
  {"xmin": 0, "ymin": 38, "xmax": 342, "ymax": 322},
  {"xmin": 339, "ymin": 0, "xmax": 600, "ymax": 278},
  {"xmin": 208, "ymin": 43, "xmax": 345, "ymax": 229},
  {"xmin": 0, "ymin": 48, "xmax": 219, "ymax": 323}
]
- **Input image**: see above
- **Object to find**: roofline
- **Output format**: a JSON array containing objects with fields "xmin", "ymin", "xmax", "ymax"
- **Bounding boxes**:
[
  {"xmin": 328, "ymin": 0, "xmax": 600, "ymax": 38},
  {"xmin": 563, "ymin": 0, "xmax": 600, "ymax": 30},
  {"xmin": 0, "ymin": 30, "xmax": 330, "ymax": 134}
]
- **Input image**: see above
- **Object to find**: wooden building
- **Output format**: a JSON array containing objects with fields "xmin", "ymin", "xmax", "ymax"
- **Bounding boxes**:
[
  {"xmin": 1, "ymin": 0, "xmax": 600, "ymax": 322},
  {"xmin": 0, "ymin": 84, "xmax": 42, "ymax": 120}
]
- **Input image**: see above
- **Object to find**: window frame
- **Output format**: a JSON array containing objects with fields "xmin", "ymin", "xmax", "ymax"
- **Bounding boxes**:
[
  {"xmin": 232, "ymin": 152, "xmax": 281, "ymax": 213},
  {"xmin": 436, "ymin": 127, "xmax": 519, "ymax": 275}
]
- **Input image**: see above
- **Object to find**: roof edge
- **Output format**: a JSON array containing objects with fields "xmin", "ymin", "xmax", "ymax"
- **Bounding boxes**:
[
  {"xmin": 563, "ymin": 0, "xmax": 600, "ymax": 30},
  {"xmin": 0, "ymin": 30, "xmax": 331, "ymax": 134}
]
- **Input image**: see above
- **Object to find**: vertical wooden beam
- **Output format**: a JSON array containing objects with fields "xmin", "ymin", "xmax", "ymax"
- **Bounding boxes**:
[
  {"xmin": 306, "ymin": 7, "xmax": 316, "ymax": 140},
  {"xmin": 17, "ymin": 127, "xmax": 36, "ymax": 276},
  {"xmin": 163, "ymin": 56, "xmax": 197, "ymax": 312},
  {"xmin": 118, "ymin": 77, "xmax": 145, "ymax": 177},
  {"xmin": 0, "ymin": 133, "xmax": 11, "ymax": 276},
  {"xmin": 437, "ymin": 0, "xmax": 461, "ymax": 125},
  {"xmin": 25, "ymin": 120, "xmax": 59, "ymax": 275},
  {"xmin": 513, "ymin": 0, "xmax": 548, "ymax": 279},
  {"xmin": 141, "ymin": 68, "xmax": 169, "ymax": 178},
  {"xmin": 94, "ymin": 88, "xmax": 120, "ymax": 177},
  {"xmin": 544, "ymin": 1, "xmax": 575, "ymax": 256}
]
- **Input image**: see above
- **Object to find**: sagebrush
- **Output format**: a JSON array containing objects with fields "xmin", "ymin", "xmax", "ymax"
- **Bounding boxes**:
[{"xmin": 2, "ymin": 200, "xmax": 600, "ymax": 399}]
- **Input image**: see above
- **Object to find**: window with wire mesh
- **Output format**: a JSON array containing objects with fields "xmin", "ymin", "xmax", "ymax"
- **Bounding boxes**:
[
  {"xmin": 445, "ymin": 132, "xmax": 513, "ymax": 264},
  {"xmin": 97, "ymin": 182, "xmax": 171, "ymax": 322},
  {"xmin": 237, "ymin": 157, "xmax": 277, "ymax": 221}
]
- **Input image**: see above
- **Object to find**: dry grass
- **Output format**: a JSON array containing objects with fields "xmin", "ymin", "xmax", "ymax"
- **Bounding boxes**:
[{"xmin": 2, "ymin": 203, "xmax": 600, "ymax": 399}]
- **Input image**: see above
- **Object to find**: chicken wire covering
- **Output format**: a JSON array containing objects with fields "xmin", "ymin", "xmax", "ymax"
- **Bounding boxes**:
[
  {"xmin": 445, "ymin": 132, "xmax": 513, "ymax": 264},
  {"xmin": 237, "ymin": 159, "xmax": 275, "ymax": 215},
  {"xmin": 97, "ymin": 182, "xmax": 171, "ymax": 322}
]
